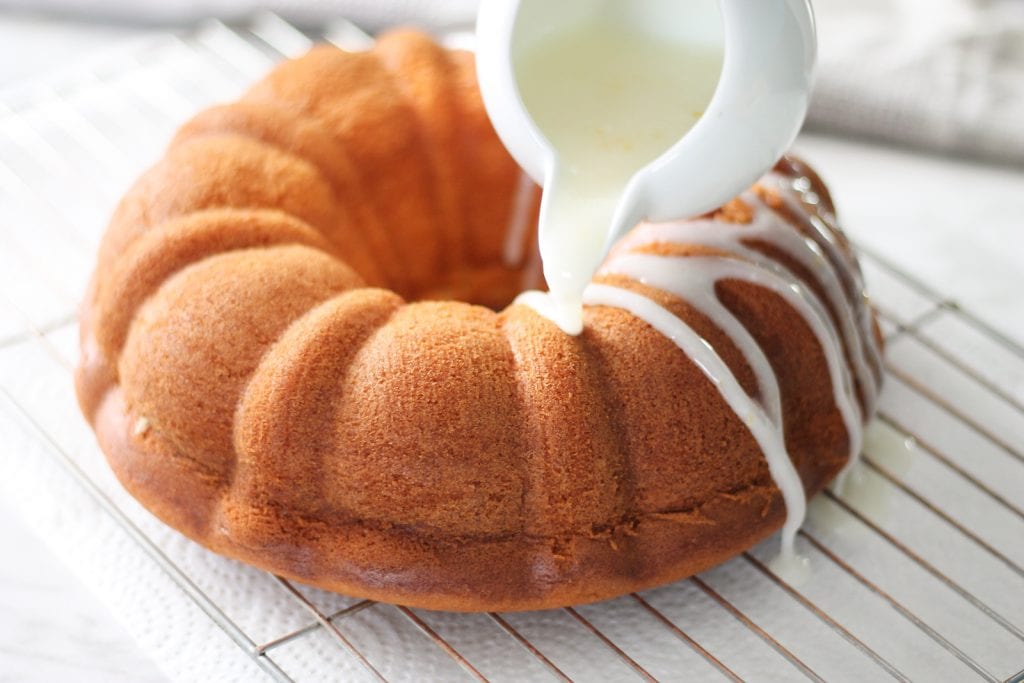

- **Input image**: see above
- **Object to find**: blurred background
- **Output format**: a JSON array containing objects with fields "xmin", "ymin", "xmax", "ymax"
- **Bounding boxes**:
[
  {"xmin": 1, "ymin": 0, "xmax": 1022, "ymax": 163},
  {"xmin": 0, "ymin": 1, "xmax": 1022, "ymax": 682}
]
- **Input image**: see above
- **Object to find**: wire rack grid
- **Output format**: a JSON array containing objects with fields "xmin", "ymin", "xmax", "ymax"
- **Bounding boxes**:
[{"xmin": 0, "ymin": 13, "xmax": 1022, "ymax": 683}]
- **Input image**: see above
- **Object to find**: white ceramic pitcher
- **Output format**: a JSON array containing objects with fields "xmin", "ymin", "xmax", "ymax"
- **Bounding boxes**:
[{"xmin": 476, "ymin": 0, "xmax": 817, "ymax": 250}]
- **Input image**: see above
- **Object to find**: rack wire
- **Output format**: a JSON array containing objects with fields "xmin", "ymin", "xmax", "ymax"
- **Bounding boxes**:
[{"xmin": 1, "ymin": 13, "xmax": 1022, "ymax": 682}]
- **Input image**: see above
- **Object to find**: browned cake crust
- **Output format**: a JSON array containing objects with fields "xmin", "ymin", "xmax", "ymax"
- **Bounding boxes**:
[{"xmin": 76, "ymin": 30, "xmax": 877, "ymax": 611}]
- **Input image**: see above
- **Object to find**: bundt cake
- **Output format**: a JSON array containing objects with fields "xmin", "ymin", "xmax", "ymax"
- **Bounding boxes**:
[{"xmin": 75, "ymin": 29, "xmax": 882, "ymax": 611}]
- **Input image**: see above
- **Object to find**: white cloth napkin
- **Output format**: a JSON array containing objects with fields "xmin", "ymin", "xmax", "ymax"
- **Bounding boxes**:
[{"xmin": 809, "ymin": 0, "xmax": 1024, "ymax": 164}]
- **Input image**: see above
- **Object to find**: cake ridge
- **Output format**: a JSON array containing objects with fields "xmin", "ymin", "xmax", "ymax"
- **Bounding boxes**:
[
  {"xmin": 96, "ymin": 133, "xmax": 340, "ymax": 281},
  {"xmin": 763, "ymin": 167, "xmax": 885, "ymax": 389},
  {"xmin": 118, "ymin": 245, "xmax": 364, "ymax": 489},
  {"xmin": 95, "ymin": 207, "xmax": 337, "ymax": 369},
  {"xmin": 231, "ymin": 287, "xmax": 402, "ymax": 520},
  {"xmin": 375, "ymin": 29, "xmax": 468, "ymax": 273},
  {"xmin": 244, "ymin": 45, "xmax": 446, "ymax": 295},
  {"xmin": 499, "ymin": 303, "xmax": 640, "ymax": 582},
  {"xmin": 758, "ymin": 179, "xmax": 884, "ymax": 389},
  {"xmin": 174, "ymin": 101, "xmax": 391, "ymax": 286},
  {"xmin": 445, "ymin": 49, "xmax": 532, "ymax": 269}
]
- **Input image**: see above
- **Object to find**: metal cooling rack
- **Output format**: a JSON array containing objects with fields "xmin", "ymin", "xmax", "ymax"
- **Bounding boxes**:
[{"xmin": 1, "ymin": 13, "xmax": 1023, "ymax": 682}]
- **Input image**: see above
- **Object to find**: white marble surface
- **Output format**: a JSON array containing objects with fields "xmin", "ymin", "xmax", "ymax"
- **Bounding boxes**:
[
  {"xmin": 0, "ymin": 9, "xmax": 1022, "ymax": 683},
  {"xmin": 0, "ymin": 499, "xmax": 166, "ymax": 682}
]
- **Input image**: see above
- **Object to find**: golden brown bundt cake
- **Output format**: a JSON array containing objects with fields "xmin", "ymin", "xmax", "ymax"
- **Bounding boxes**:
[{"xmin": 76, "ymin": 30, "xmax": 882, "ymax": 611}]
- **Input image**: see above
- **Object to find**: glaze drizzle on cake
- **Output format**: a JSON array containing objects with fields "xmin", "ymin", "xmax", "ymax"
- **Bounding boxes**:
[{"xmin": 581, "ymin": 168, "xmax": 882, "ymax": 558}]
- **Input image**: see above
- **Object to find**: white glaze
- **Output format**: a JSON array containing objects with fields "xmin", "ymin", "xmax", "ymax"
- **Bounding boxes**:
[
  {"xmin": 591, "ymin": 250, "xmax": 865, "ymax": 556},
  {"xmin": 767, "ymin": 549, "xmax": 812, "ymax": 587},
  {"xmin": 512, "ymin": 16, "xmax": 722, "ymax": 333},
  {"xmin": 615, "ymin": 189, "xmax": 881, "ymax": 419},
  {"xmin": 767, "ymin": 173, "xmax": 885, "ymax": 391},
  {"xmin": 600, "ymin": 254, "xmax": 863, "ymax": 450}
]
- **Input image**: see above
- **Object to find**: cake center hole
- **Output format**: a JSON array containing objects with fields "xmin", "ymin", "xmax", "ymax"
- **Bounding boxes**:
[{"xmin": 414, "ymin": 259, "xmax": 546, "ymax": 311}]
